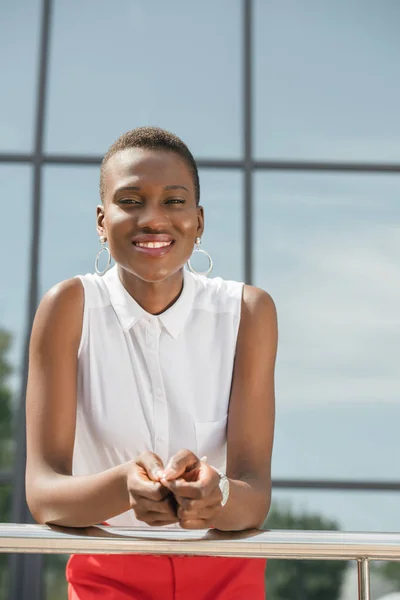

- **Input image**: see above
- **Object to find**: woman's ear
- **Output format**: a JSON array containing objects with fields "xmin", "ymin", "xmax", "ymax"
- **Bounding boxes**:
[
  {"xmin": 96, "ymin": 205, "xmax": 106, "ymax": 238},
  {"xmin": 197, "ymin": 205, "xmax": 205, "ymax": 237}
]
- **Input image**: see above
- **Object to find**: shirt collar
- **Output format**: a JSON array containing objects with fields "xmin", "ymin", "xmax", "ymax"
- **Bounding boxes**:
[{"xmin": 102, "ymin": 266, "xmax": 195, "ymax": 339}]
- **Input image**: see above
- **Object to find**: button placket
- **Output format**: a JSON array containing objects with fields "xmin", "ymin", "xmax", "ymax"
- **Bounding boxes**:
[
  {"xmin": 145, "ymin": 317, "xmax": 157, "ymax": 351},
  {"xmin": 145, "ymin": 320, "xmax": 169, "ymax": 461}
]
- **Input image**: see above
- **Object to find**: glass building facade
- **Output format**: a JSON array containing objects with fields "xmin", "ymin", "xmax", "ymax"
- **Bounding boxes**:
[{"xmin": 1, "ymin": 1, "xmax": 400, "ymax": 598}]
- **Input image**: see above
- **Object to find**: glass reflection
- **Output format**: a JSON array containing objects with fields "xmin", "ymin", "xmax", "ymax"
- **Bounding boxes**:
[
  {"xmin": 254, "ymin": 172, "xmax": 400, "ymax": 482},
  {"xmin": 0, "ymin": 165, "xmax": 32, "ymax": 404},
  {"xmin": 267, "ymin": 489, "xmax": 400, "ymax": 533},
  {"xmin": 46, "ymin": 0, "xmax": 242, "ymax": 158},
  {"xmin": 0, "ymin": 485, "xmax": 12, "ymax": 599},
  {"xmin": 254, "ymin": 0, "xmax": 400, "ymax": 162},
  {"xmin": 0, "ymin": 0, "xmax": 41, "ymax": 152}
]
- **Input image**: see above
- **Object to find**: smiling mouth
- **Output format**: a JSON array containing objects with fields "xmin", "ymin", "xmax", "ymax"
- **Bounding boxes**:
[
  {"xmin": 134, "ymin": 241, "xmax": 173, "ymax": 249},
  {"xmin": 131, "ymin": 239, "xmax": 175, "ymax": 257}
]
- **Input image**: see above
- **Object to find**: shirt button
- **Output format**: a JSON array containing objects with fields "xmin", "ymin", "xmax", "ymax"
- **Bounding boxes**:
[{"xmin": 157, "ymin": 436, "xmax": 165, "ymax": 443}]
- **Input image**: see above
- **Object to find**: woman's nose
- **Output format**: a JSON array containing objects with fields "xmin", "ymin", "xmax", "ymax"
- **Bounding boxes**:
[{"xmin": 136, "ymin": 204, "xmax": 170, "ymax": 230}]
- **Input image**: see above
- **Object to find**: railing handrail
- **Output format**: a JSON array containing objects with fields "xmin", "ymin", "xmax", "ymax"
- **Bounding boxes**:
[{"xmin": 1, "ymin": 523, "xmax": 400, "ymax": 561}]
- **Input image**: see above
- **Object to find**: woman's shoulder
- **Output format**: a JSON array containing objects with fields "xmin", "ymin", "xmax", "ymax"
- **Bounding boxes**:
[
  {"xmin": 37, "ymin": 269, "xmax": 111, "ymax": 319},
  {"xmin": 242, "ymin": 284, "xmax": 276, "ymax": 311},
  {"xmin": 189, "ymin": 271, "xmax": 244, "ymax": 314},
  {"xmin": 31, "ymin": 278, "xmax": 84, "ymax": 349},
  {"xmin": 190, "ymin": 273, "xmax": 274, "ymax": 306},
  {"xmin": 241, "ymin": 285, "xmax": 277, "ymax": 331},
  {"xmin": 40, "ymin": 277, "xmax": 84, "ymax": 310},
  {"xmin": 52, "ymin": 269, "xmax": 114, "ymax": 310},
  {"xmin": 190, "ymin": 274, "xmax": 276, "ymax": 325}
]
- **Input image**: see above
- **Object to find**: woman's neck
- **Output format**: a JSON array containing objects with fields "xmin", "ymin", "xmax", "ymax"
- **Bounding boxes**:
[{"xmin": 117, "ymin": 267, "xmax": 184, "ymax": 315}]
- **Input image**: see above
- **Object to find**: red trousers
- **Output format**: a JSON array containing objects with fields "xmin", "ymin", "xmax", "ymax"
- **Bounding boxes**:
[{"xmin": 67, "ymin": 554, "xmax": 266, "ymax": 600}]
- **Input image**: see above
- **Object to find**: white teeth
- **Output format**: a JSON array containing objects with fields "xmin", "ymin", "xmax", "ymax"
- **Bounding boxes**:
[{"xmin": 135, "ymin": 241, "xmax": 172, "ymax": 248}]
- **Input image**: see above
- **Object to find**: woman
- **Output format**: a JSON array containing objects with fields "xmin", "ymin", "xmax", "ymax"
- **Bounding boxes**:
[{"xmin": 25, "ymin": 126, "xmax": 277, "ymax": 599}]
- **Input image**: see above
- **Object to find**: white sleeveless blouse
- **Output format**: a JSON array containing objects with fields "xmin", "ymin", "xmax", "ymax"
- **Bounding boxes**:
[{"xmin": 73, "ymin": 265, "xmax": 243, "ymax": 527}]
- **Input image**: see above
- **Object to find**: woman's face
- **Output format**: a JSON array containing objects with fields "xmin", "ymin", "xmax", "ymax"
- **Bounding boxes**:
[{"xmin": 97, "ymin": 148, "xmax": 204, "ymax": 282}]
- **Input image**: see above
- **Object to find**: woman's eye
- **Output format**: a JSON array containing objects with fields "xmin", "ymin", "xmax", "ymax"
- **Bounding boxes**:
[{"xmin": 119, "ymin": 198, "xmax": 141, "ymax": 205}]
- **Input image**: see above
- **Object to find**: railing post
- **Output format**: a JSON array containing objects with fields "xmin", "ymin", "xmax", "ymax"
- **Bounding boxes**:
[{"xmin": 357, "ymin": 558, "xmax": 370, "ymax": 600}]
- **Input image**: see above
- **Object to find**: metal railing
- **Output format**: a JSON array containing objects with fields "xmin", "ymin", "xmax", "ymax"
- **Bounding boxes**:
[{"xmin": 2, "ymin": 524, "xmax": 400, "ymax": 600}]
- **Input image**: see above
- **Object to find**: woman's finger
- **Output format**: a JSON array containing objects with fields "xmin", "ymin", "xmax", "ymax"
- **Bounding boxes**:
[
  {"xmin": 162, "ymin": 449, "xmax": 200, "ymax": 481},
  {"xmin": 132, "ymin": 494, "xmax": 178, "ymax": 525},
  {"xmin": 179, "ymin": 518, "xmax": 212, "ymax": 530},
  {"xmin": 131, "ymin": 495, "xmax": 177, "ymax": 517},
  {"xmin": 162, "ymin": 463, "xmax": 220, "ymax": 499},
  {"xmin": 136, "ymin": 451, "xmax": 165, "ymax": 481},
  {"xmin": 177, "ymin": 503, "xmax": 219, "ymax": 522},
  {"xmin": 128, "ymin": 477, "xmax": 169, "ymax": 502},
  {"xmin": 136, "ymin": 512, "xmax": 179, "ymax": 527},
  {"xmin": 175, "ymin": 496, "xmax": 221, "ymax": 510}
]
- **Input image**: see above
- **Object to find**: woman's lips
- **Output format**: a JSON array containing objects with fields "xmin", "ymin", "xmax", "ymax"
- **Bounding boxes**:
[{"xmin": 132, "ymin": 240, "xmax": 175, "ymax": 257}]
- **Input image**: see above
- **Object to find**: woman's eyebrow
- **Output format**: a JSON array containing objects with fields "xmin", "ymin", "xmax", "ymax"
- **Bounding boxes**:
[
  {"xmin": 115, "ymin": 184, "xmax": 189, "ymax": 194},
  {"xmin": 115, "ymin": 185, "xmax": 141, "ymax": 194},
  {"xmin": 164, "ymin": 185, "xmax": 189, "ymax": 192}
]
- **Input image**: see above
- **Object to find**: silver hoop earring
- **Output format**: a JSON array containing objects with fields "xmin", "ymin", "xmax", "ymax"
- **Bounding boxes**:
[
  {"xmin": 187, "ymin": 237, "xmax": 213, "ymax": 277},
  {"xmin": 95, "ymin": 236, "xmax": 111, "ymax": 276}
]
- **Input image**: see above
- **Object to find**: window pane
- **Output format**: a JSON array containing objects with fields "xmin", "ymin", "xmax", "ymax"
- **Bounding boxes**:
[
  {"xmin": 0, "ymin": 1, "xmax": 41, "ymax": 152},
  {"xmin": 39, "ymin": 166, "xmax": 100, "ymax": 294},
  {"xmin": 198, "ymin": 170, "xmax": 243, "ymax": 282},
  {"xmin": 39, "ymin": 167, "xmax": 243, "ymax": 295},
  {"xmin": 45, "ymin": 0, "xmax": 242, "ymax": 159},
  {"xmin": 0, "ymin": 166, "xmax": 32, "ymax": 470},
  {"xmin": 254, "ymin": 0, "xmax": 400, "ymax": 162},
  {"xmin": 254, "ymin": 172, "xmax": 400, "ymax": 482}
]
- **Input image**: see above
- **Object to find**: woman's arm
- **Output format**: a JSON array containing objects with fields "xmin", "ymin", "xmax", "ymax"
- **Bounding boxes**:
[
  {"xmin": 213, "ymin": 285, "xmax": 277, "ymax": 530},
  {"xmin": 26, "ymin": 279, "xmax": 175, "ymax": 528},
  {"xmin": 161, "ymin": 285, "xmax": 277, "ymax": 531}
]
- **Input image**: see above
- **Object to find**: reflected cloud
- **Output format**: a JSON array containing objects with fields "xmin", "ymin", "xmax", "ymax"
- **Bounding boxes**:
[{"xmin": 255, "ymin": 172, "xmax": 400, "ymax": 408}]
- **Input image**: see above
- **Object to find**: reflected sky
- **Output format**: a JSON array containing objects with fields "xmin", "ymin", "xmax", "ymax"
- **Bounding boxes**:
[
  {"xmin": 255, "ymin": 172, "xmax": 400, "ymax": 407},
  {"xmin": 254, "ymin": 172, "xmax": 400, "ymax": 481},
  {"xmin": 2, "ymin": 2, "xmax": 400, "ymax": 161},
  {"xmin": 0, "ymin": 0, "xmax": 41, "ymax": 152},
  {"xmin": 44, "ymin": 0, "xmax": 242, "ymax": 158},
  {"xmin": 0, "ymin": 165, "xmax": 32, "ymax": 393},
  {"xmin": 255, "ymin": 0, "xmax": 400, "ymax": 161}
]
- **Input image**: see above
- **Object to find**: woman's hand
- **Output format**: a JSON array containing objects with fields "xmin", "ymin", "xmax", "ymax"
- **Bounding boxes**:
[
  {"xmin": 160, "ymin": 450, "xmax": 223, "ymax": 529},
  {"xmin": 127, "ymin": 452, "xmax": 178, "ymax": 526}
]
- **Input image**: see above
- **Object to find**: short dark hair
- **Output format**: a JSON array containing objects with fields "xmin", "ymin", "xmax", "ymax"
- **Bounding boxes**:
[{"xmin": 100, "ymin": 126, "xmax": 200, "ymax": 204}]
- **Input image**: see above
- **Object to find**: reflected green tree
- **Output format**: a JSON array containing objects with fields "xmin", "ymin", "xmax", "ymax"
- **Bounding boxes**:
[
  {"xmin": 376, "ymin": 562, "xmax": 400, "ymax": 591},
  {"xmin": 264, "ymin": 504, "xmax": 348, "ymax": 600},
  {"xmin": 0, "ymin": 329, "xmax": 14, "ymax": 599},
  {"xmin": 0, "ymin": 329, "xmax": 13, "ymax": 466},
  {"xmin": 0, "ymin": 328, "xmax": 68, "ymax": 599}
]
